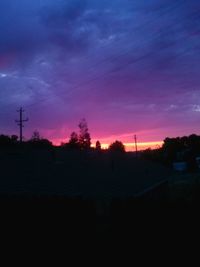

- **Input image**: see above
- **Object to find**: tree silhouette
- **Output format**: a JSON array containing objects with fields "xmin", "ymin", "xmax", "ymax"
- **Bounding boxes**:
[
  {"xmin": 11, "ymin": 135, "xmax": 18, "ymax": 142},
  {"xmin": 29, "ymin": 131, "xmax": 52, "ymax": 149},
  {"xmin": 109, "ymin": 140, "xmax": 125, "ymax": 153},
  {"xmin": 78, "ymin": 119, "xmax": 91, "ymax": 150},
  {"xmin": 0, "ymin": 135, "xmax": 14, "ymax": 147},
  {"xmin": 31, "ymin": 130, "xmax": 41, "ymax": 141},
  {"xmin": 96, "ymin": 140, "xmax": 101, "ymax": 151},
  {"xmin": 161, "ymin": 134, "xmax": 200, "ymax": 170},
  {"xmin": 68, "ymin": 131, "xmax": 80, "ymax": 150},
  {"xmin": 0, "ymin": 134, "xmax": 19, "ymax": 148}
]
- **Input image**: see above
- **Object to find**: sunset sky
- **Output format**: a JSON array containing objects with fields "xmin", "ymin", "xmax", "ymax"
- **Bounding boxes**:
[{"xmin": 0, "ymin": 0, "xmax": 200, "ymax": 150}]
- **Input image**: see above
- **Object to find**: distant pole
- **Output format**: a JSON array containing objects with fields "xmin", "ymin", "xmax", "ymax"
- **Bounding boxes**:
[
  {"xmin": 15, "ymin": 107, "xmax": 28, "ymax": 143},
  {"xmin": 134, "ymin": 135, "xmax": 138, "ymax": 157}
]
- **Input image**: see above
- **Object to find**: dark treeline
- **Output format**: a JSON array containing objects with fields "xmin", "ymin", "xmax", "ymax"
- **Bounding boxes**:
[
  {"xmin": 141, "ymin": 134, "xmax": 200, "ymax": 171},
  {"xmin": 1, "ymin": 117, "xmax": 200, "ymax": 170},
  {"xmin": 1, "ymin": 125, "xmax": 200, "ymax": 239},
  {"xmin": 0, "ymin": 118, "xmax": 125, "ymax": 153},
  {"xmin": 0, "ymin": 132, "xmax": 52, "ymax": 150}
]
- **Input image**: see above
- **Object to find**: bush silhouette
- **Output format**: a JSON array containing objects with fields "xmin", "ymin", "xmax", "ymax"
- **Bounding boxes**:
[{"xmin": 109, "ymin": 140, "xmax": 125, "ymax": 153}]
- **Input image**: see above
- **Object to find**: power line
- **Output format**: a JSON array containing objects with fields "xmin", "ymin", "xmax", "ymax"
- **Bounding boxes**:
[
  {"xmin": 0, "ymin": 32, "xmax": 196, "ymax": 117},
  {"xmin": 0, "ymin": 0, "xmax": 196, "ymax": 117},
  {"xmin": 0, "ymin": 0, "xmax": 186, "ymax": 112},
  {"xmin": 23, "ymin": 1, "xmax": 194, "ymax": 108},
  {"xmin": 26, "ymin": 36, "xmax": 193, "ymax": 110}
]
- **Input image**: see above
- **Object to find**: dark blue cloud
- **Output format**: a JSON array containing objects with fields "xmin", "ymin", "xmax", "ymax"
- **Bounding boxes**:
[{"xmin": 0, "ymin": 0, "xmax": 200, "ymax": 143}]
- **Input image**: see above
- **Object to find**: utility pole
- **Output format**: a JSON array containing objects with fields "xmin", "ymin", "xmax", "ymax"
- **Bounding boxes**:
[
  {"xmin": 15, "ymin": 107, "xmax": 28, "ymax": 143},
  {"xmin": 134, "ymin": 134, "xmax": 138, "ymax": 157}
]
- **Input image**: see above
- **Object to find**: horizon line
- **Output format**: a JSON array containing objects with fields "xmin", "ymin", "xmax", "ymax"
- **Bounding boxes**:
[{"xmin": 52, "ymin": 139, "xmax": 163, "ymax": 151}]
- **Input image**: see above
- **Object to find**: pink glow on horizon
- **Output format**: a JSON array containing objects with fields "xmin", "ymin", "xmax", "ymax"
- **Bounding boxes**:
[
  {"xmin": 51, "ymin": 136, "xmax": 163, "ymax": 151},
  {"xmin": 35, "ymin": 123, "xmax": 200, "ymax": 152}
]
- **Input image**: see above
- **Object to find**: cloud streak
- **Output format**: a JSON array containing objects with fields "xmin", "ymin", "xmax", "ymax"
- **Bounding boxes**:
[{"xmin": 0, "ymin": 0, "xmax": 200, "ymax": 146}]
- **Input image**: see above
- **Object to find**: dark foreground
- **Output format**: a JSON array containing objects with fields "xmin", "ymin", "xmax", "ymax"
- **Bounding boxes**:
[
  {"xmin": 0, "ymin": 196, "xmax": 199, "ymax": 254},
  {"xmin": 0, "ymin": 149, "xmax": 200, "ymax": 254}
]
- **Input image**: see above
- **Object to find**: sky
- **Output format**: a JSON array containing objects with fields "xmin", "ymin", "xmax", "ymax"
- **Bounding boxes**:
[{"xmin": 0, "ymin": 0, "xmax": 200, "ymax": 150}]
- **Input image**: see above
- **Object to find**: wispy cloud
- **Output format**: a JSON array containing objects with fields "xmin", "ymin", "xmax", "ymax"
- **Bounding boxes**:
[{"xmin": 0, "ymin": 0, "xmax": 200, "ymax": 142}]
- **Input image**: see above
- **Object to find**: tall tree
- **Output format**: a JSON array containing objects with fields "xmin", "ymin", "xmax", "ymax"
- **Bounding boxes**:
[
  {"xmin": 78, "ymin": 119, "xmax": 91, "ymax": 150},
  {"xmin": 68, "ymin": 132, "xmax": 79, "ymax": 149}
]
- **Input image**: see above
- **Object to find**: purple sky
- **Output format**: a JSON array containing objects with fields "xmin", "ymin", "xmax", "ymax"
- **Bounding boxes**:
[{"xmin": 0, "ymin": 0, "xmax": 200, "ymax": 147}]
